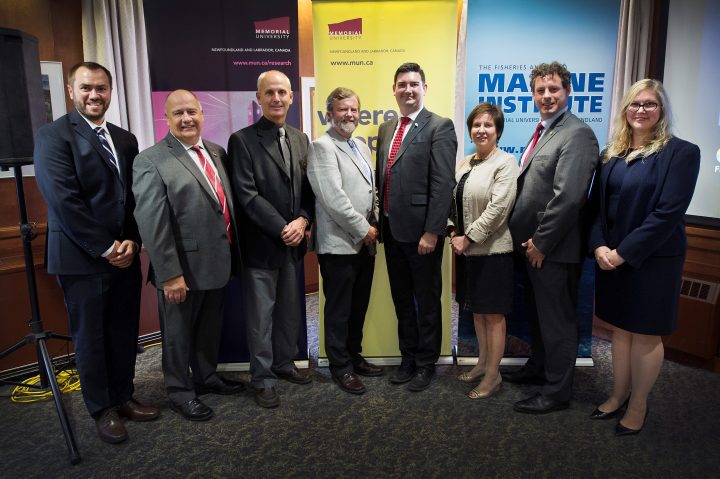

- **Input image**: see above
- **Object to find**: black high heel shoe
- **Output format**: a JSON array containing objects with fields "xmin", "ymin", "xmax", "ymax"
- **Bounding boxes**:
[
  {"xmin": 590, "ymin": 398, "xmax": 629, "ymax": 420},
  {"xmin": 615, "ymin": 408, "xmax": 649, "ymax": 436}
]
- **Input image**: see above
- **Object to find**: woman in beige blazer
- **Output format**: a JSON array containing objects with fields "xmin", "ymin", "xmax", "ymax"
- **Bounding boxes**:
[{"xmin": 449, "ymin": 103, "xmax": 519, "ymax": 399}]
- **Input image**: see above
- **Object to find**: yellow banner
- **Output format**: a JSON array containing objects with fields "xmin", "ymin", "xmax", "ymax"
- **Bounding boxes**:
[{"xmin": 312, "ymin": 0, "xmax": 458, "ymax": 361}]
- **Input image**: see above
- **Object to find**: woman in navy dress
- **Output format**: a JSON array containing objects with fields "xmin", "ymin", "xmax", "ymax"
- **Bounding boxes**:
[{"xmin": 589, "ymin": 79, "xmax": 700, "ymax": 435}]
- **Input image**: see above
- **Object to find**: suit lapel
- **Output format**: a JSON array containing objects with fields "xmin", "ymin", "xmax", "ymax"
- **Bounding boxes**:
[
  {"xmin": 257, "ymin": 126, "xmax": 288, "ymax": 178},
  {"xmin": 70, "ymin": 110, "xmax": 123, "ymax": 184},
  {"xmin": 329, "ymin": 129, "xmax": 372, "ymax": 186},
  {"xmin": 392, "ymin": 108, "xmax": 430, "ymax": 166},
  {"xmin": 165, "ymin": 134, "xmax": 217, "ymax": 204},
  {"xmin": 520, "ymin": 111, "xmax": 568, "ymax": 175}
]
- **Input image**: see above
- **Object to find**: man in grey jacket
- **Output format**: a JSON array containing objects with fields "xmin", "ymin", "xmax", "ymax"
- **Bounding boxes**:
[
  {"xmin": 307, "ymin": 87, "xmax": 384, "ymax": 394},
  {"xmin": 133, "ymin": 90, "xmax": 243, "ymax": 421}
]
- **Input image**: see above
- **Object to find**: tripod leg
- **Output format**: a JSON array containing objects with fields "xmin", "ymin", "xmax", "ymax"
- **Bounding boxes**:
[{"xmin": 37, "ymin": 338, "xmax": 81, "ymax": 465}]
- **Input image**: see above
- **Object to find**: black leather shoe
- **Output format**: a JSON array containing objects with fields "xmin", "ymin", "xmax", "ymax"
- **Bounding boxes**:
[
  {"xmin": 170, "ymin": 398, "xmax": 213, "ymax": 421},
  {"xmin": 275, "ymin": 368, "xmax": 312, "ymax": 385},
  {"xmin": 118, "ymin": 399, "xmax": 160, "ymax": 422},
  {"xmin": 334, "ymin": 372, "xmax": 366, "ymax": 395},
  {"xmin": 513, "ymin": 393, "xmax": 569, "ymax": 414},
  {"xmin": 502, "ymin": 367, "xmax": 546, "ymax": 385},
  {"xmin": 95, "ymin": 409, "xmax": 128, "ymax": 444},
  {"xmin": 407, "ymin": 368, "xmax": 435, "ymax": 392},
  {"xmin": 196, "ymin": 379, "xmax": 246, "ymax": 395},
  {"xmin": 255, "ymin": 387, "xmax": 280, "ymax": 408},
  {"xmin": 354, "ymin": 359, "xmax": 384, "ymax": 377},
  {"xmin": 590, "ymin": 399, "xmax": 629, "ymax": 420},
  {"xmin": 615, "ymin": 408, "xmax": 648, "ymax": 436},
  {"xmin": 389, "ymin": 364, "xmax": 415, "ymax": 384}
]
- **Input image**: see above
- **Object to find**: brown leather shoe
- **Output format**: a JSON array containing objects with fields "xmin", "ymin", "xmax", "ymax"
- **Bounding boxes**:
[
  {"xmin": 95, "ymin": 409, "xmax": 128, "ymax": 444},
  {"xmin": 118, "ymin": 399, "xmax": 160, "ymax": 422},
  {"xmin": 255, "ymin": 387, "xmax": 280, "ymax": 408},
  {"xmin": 274, "ymin": 367, "xmax": 312, "ymax": 385},
  {"xmin": 353, "ymin": 359, "xmax": 384, "ymax": 377},
  {"xmin": 334, "ymin": 372, "xmax": 366, "ymax": 395}
]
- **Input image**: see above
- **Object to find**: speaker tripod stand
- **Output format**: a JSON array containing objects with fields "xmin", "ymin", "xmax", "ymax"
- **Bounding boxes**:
[{"xmin": 0, "ymin": 159, "xmax": 81, "ymax": 465}]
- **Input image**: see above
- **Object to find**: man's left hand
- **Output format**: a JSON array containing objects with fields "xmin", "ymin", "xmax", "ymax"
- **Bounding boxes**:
[{"xmin": 281, "ymin": 217, "xmax": 308, "ymax": 247}]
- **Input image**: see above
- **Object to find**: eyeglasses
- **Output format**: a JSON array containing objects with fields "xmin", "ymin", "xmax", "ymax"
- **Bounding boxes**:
[{"xmin": 628, "ymin": 101, "xmax": 659, "ymax": 112}]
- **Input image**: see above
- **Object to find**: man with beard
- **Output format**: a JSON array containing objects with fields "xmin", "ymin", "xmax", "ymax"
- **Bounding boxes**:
[
  {"xmin": 307, "ymin": 87, "xmax": 383, "ymax": 395},
  {"xmin": 34, "ymin": 62, "xmax": 159, "ymax": 444}
]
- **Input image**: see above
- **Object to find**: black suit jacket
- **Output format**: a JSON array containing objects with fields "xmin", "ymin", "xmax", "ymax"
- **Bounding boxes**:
[
  {"xmin": 34, "ymin": 109, "xmax": 141, "ymax": 275},
  {"xmin": 376, "ymin": 108, "xmax": 457, "ymax": 243},
  {"xmin": 227, "ymin": 116, "xmax": 314, "ymax": 269}
]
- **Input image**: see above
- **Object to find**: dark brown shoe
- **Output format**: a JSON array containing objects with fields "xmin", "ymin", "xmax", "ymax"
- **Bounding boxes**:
[
  {"xmin": 196, "ymin": 379, "xmax": 246, "ymax": 396},
  {"xmin": 274, "ymin": 367, "xmax": 312, "ymax": 385},
  {"xmin": 118, "ymin": 399, "xmax": 160, "ymax": 422},
  {"xmin": 95, "ymin": 409, "xmax": 128, "ymax": 444},
  {"xmin": 255, "ymin": 387, "xmax": 280, "ymax": 408},
  {"xmin": 334, "ymin": 372, "xmax": 366, "ymax": 395},
  {"xmin": 354, "ymin": 359, "xmax": 384, "ymax": 377}
]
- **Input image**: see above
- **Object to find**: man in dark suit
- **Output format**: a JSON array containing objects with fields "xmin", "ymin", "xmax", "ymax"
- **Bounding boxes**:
[
  {"xmin": 33, "ymin": 62, "xmax": 159, "ymax": 444},
  {"xmin": 227, "ymin": 70, "xmax": 314, "ymax": 408},
  {"xmin": 376, "ymin": 62, "xmax": 457, "ymax": 392},
  {"xmin": 307, "ymin": 87, "xmax": 383, "ymax": 395},
  {"xmin": 132, "ymin": 90, "xmax": 243, "ymax": 421},
  {"xmin": 507, "ymin": 62, "xmax": 599, "ymax": 414}
]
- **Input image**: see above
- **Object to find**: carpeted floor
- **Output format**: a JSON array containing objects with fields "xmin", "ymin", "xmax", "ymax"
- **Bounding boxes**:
[{"xmin": 1, "ymin": 293, "xmax": 719, "ymax": 478}]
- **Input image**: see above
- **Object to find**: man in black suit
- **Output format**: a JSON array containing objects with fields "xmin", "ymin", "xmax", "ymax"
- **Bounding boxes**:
[
  {"xmin": 133, "ymin": 90, "xmax": 244, "ymax": 421},
  {"xmin": 227, "ymin": 70, "xmax": 314, "ymax": 408},
  {"xmin": 376, "ymin": 62, "xmax": 457, "ymax": 392},
  {"xmin": 33, "ymin": 62, "xmax": 159, "ymax": 444},
  {"xmin": 506, "ymin": 62, "xmax": 599, "ymax": 414}
]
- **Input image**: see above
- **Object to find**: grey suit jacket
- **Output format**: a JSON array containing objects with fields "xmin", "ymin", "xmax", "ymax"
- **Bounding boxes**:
[
  {"xmin": 307, "ymin": 128, "xmax": 377, "ymax": 255},
  {"xmin": 509, "ymin": 110, "xmax": 599, "ymax": 263},
  {"xmin": 132, "ymin": 133, "xmax": 236, "ymax": 290},
  {"xmin": 376, "ymin": 108, "xmax": 457, "ymax": 243}
]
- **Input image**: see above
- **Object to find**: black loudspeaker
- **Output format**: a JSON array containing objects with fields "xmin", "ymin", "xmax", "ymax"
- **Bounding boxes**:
[{"xmin": 0, "ymin": 28, "xmax": 46, "ymax": 166}]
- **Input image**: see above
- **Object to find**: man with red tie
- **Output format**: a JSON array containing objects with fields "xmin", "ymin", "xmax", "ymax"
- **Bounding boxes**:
[
  {"xmin": 376, "ymin": 62, "xmax": 457, "ymax": 392},
  {"xmin": 133, "ymin": 90, "xmax": 243, "ymax": 421},
  {"xmin": 507, "ymin": 62, "xmax": 599, "ymax": 414}
]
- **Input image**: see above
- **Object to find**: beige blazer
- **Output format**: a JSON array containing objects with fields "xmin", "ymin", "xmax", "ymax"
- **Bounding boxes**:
[{"xmin": 449, "ymin": 148, "xmax": 518, "ymax": 256}]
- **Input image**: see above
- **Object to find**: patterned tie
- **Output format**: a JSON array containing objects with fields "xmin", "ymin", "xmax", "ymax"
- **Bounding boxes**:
[
  {"xmin": 384, "ymin": 116, "xmax": 411, "ymax": 213},
  {"xmin": 191, "ymin": 145, "xmax": 231, "ymax": 243},
  {"xmin": 520, "ymin": 122, "xmax": 544, "ymax": 168},
  {"xmin": 94, "ymin": 127, "xmax": 119, "ymax": 171},
  {"xmin": 348, "ymin": 138, "xmax": 373, "ymax": 184}
]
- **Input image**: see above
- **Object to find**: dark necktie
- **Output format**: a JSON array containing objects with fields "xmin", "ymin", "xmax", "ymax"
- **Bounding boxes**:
[
  {"xmin": 384, "ymin": 116, "xmax": 411, "ymax": 213},
  {"xmin": 521, "ymin": 122, "xmax": 544, "ymax": 167},
  {"xmin": 94, "ymin": 126, "xmax": 119, "ymax": 171},
  {"xmin": 278, "ymin": 126, "xmax": 291, "ymax": 174},
  {"xmin": 191, "ymin": 145, "xmax": 231, "ymax": 243}
]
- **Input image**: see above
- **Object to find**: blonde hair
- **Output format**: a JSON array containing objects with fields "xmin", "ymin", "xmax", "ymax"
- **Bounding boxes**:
[{"xmin": 604, "ymin": 79, "xmax": 673, "ymax": 163}]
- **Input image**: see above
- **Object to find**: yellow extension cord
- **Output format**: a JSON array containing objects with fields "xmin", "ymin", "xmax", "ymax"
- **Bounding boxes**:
[{"xmin": 9, "ymin": 342, "xmax": 162, "ymax": 403}]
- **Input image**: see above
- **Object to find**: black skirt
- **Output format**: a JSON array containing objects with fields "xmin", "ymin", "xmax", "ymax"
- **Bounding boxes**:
[{"xmin": 455, "ymin": 253, "xmax": 514, "ymax": 315}]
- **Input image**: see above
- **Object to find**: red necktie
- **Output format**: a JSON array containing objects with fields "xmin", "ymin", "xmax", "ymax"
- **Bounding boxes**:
[
  {"xmin": 191, "ymin": 145, "xmax": 231, "ymax": 243},
  {"xmin": 521, "ymin": 122, "xmax": 544, "ymax": 167},
  {"xmin": 384, "ymin": 116, "xmax": 412, "ymax": 213}
]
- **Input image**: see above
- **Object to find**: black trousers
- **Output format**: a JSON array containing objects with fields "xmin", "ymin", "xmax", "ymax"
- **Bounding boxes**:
[
  {"xmin": 318, "ymin": 249, "xmax": 375, "ymax": 377},
  {"xmin": 383, "ymin": 218, "xmax": 444, "ymax": 370},
  {"xmin": 521, "ymin": 257, "xmax": 582, "ymax": 401},
  {"xmin": 58, "ymin": 265, "xmax": 141, "ymax": 418}
]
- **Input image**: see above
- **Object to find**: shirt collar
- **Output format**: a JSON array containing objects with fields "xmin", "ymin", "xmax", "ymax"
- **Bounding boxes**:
[
  {"xmin": 540, "ymin": 106, "xmax": 568, "ymax": 130},
  {"xmin": 77, "ymin": 109, "xmax": 108, "ymax": 132}
]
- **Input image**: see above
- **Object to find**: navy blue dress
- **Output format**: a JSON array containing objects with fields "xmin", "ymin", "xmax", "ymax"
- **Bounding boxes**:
[{"xmin": 589, "ymin": 137, "xmax": 700, "ymax": 335}]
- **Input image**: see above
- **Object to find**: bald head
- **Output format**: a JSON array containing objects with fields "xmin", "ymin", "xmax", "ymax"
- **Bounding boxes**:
[
  {"xmin": 165, "ymin": 89, "xmax": 203, "ymax": 145},
  {"xmin": 256, "ymin": 70, "xmax": 293, "ymax": 125}
]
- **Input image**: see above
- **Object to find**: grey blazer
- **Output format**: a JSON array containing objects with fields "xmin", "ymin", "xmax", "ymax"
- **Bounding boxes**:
[
  {"xmin": 509, "ymin": 110, "xmax": 599, "ymax": 263},
  {"xmin": 132, "ymin": 133, "xmax": 236, "ymax": 290},
  {"xmin": 307, "ymin": 128, "xmax": 377, "ymax": 255}
]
